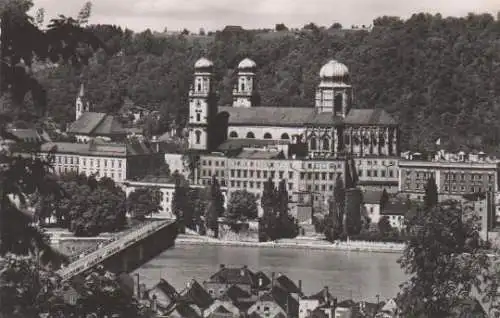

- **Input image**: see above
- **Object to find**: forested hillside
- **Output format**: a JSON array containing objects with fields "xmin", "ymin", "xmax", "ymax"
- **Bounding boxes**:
[{"xmin": 39, "ymin": 13, "xmax": 500, "ymax": 151}]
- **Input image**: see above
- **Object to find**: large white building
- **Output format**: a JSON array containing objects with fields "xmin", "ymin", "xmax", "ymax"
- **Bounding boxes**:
[
  {"xmin": 38, "ymin": 140, "xmax": 162, "ymax": 184},
  {"xmin": 186, "ymin": 57, "xmax": 400, "ymax": 218}
]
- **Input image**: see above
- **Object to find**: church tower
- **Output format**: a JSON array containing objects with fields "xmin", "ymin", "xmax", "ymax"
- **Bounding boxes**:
[
  {"xmin": 232, "ymin": 58, "xmax": 256, "ymax": 108},
  {"xmin": 188, "ymin": 57, "xmax": 214, "ymax": 150},
  {"xmin": 75, "ymin": 83, "xmax": 90, "ymax": 121},
  {"xmin": 315, "ymin": 60, "xmax": 352, "ymax": 117}
]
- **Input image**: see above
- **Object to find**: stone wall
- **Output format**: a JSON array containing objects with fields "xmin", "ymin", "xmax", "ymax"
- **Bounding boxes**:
[{"xmin": 217, "ymin": 220, "xmax": 259, "ymax": 242}]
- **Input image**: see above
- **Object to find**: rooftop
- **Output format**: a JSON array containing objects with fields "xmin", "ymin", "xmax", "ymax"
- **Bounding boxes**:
[
  {"xmin": 218, "ymin": 106, "xmax": 396, "ymax": 127},
  {"xmin": 362, "ymin": 190, "xmax": 383, "ymax": 205},
  {"xmin": 217, "ymin": 138, "xmax": 289, "ymax": 152},
  {"xmin": 68, "ymin": 112, "xmax": 126, "ymax": 137},
  {"xmin": 40, "ymin": 141, "xmax": 155, "ymax": 157}
]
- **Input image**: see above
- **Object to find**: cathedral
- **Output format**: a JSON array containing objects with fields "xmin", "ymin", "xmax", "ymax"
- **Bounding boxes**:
[{"xmin": 188, "ymin": 57, "xmax": 399, "ymax": 159}]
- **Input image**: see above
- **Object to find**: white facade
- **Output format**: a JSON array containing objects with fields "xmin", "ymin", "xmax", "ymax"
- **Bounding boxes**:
[
  {"xmin": 164, "ymin": 153, "xmax": 189, "ymax": 177},
  {"xmin": 124, "ymin": 181, "xmax": 176, "ymax": 219},
  {"xmin": 232, "ymin": 58, "xmax": 256, "ymax": 108},
  {"xmin": 355, "ymin": 157, "xmax": 399, "ymax": 192},
  {"xmin": 299, "ymin": 299, "xmax": 321, "ymax": 318},
  {"xmin": 364, "ymin": 203, "xmax": 381, "ymax": 224},
  {"xmin": 75, "ymin": 84, "xmax": 90, "ymax": 121},
  {"xmin": 188, "ymin": 59, "xmax": 214, "ymax": 151},
  {"xmin": 227, "ymin": 125, "xmax": 305, "ymax": 141}
]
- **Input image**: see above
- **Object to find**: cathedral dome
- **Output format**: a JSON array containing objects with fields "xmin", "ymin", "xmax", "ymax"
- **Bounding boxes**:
[
  {"xmin": 238, "ymin": 58, "xmax": 257, "ymax": 70},
  {"xmin": 319, "ymin": 60, "xmax": 349, "ymax": 80},
  {"xmin": 194, "ymin": 57, "xmax": 213, "ymax": 69}
]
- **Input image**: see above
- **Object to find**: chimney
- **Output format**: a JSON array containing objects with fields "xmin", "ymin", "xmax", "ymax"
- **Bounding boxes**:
[
  {"xmin": 152, "ymin": 294, "xmax": 157, "ymax": 311},
  {"xmin": 323, "ymin": 286, "xmax": 329, "ymax": 304},
  {"xmin": 259, "ymin": 277, "xmax": 263, "ymax": 287},
  {"xmin": 298, "ymin": 280, "xmax": 302, "ymax": 293},
  {"xmin": 271, "ymin": 272, "xmax": 275, "ymax": 287}
]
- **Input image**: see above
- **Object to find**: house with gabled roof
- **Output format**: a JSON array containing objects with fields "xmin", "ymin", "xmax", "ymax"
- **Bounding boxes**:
[
  {"xmin": 204, "ymin": 264, "xmax": 257, "ymax": 296},
  {"xmin": 274, "ymin": 273, "xmax": 302, "ymax": 297},
  {"xmin": 164, "ymin": 301, "xmax": 203, "ymax": 318},
  {"xmin": 247, "ymin": 286, "xmax": 299, "ymax": 318},
  {"xmin": 180, "ymin": 279, "xmax": 214, "ymax": 311},
  {"xmin": 299, "ymin": 286, "xmax": 337, "ymax": 318},
  {"xmin": 203, "ymin": 294, "xmax": 241, "ymax": 318},
  {"xmin": 68, "ymin": 84, "xmax": 127, "ymax": 143},
  {"xmin": 148, "ymin": 278, "xmax": 179, "ymax": 312}
]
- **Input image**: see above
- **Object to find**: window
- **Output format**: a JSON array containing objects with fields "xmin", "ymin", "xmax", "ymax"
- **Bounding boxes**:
[
  {"xmin": 196, "ymin": 113, "xmax": 201, "ymax": 122},
  {"xmin": 322, "ymin": 172, "xmax": 326, "ymax": 180},
  {"xmin": 241, "ymin": 82, "xmax": 245, "ymax": 91},
  {"xmin": 288, "ymin": 183, "xmax": 293, "ymax": 190},
  {"xmin": 229, "ymin": 131, "xmax": 238, "ymax": 138},
  {"xmin": 195, "ymin": 130, "xmax": 202, "ymax": 144},
  {"xmin": 310, "ymin": 137, "xmax": 317, "ymax": 150},
  {"xmin": 246, "ymin": 132, "xmax": 255, "ymax": 138},
  {"xmin": 288, "ymin": 171, "xmax": 293, "ymax": 179},
  {"xmin": 263, "ymin": 132, "xmax": 272, "ymax": 139},
  {"xmin": 281, "ymin": 133, "xmax": 290, "ymax": 140},
  {"xmin": 334, "ymin": 94, "xmax": 343, "ymax": 113},
  {"xmin": 323, "ymin": 138, "xmax": 330, "ymax": 151},
  {"xmin": 197, "ymin": 83, "xmax": 201, "ymax": 91}
]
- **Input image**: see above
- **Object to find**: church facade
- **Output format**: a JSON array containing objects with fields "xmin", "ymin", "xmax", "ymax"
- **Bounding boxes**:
[{"xmin": 188, "ymin": 57, "xmax": 399, "ymax": 159}]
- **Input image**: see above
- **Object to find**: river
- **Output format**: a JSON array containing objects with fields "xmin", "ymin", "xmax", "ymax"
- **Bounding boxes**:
[{"xmin": 133, "ymin": 243, "xmax": 407, "ymax": 302}]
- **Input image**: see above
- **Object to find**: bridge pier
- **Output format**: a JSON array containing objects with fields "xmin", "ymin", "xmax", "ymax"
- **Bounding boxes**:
[{"xmin": 122, "ymin": 252, "xmax": 129, "ymax": 272}]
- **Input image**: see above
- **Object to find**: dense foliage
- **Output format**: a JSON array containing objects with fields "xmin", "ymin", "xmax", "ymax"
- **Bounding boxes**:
[
  {"xmin": 226, "ymin": 189, "xmax": 258, "ymax": 220},
  {"xmin": 126, "ymin": 187, "xmax": 161, "ymax": 220},
  {"xmin": 34, "ymin": 13, "xmax": 500, "ymax": 150},
  {"xmin": 397, "ymin": 200, "xmax": 495, "ymax": 316},
  {"xmin": 260, "ymin": 178, "xmax": 299, "ymax": 241},
  {"xmin": 35, "ymin": 174, "xmax": 127, "ymax": 236}
]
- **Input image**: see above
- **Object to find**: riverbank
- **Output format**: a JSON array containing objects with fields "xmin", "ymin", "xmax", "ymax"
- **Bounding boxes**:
[{"xmin": 175, "ymin": 234, "xmax": 405, "ymax": 253}]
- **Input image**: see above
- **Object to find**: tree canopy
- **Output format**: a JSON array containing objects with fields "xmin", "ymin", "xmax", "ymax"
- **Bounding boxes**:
[{"xmin": 226, "ymin": 189, "xmax": 258, "ymax": 220}]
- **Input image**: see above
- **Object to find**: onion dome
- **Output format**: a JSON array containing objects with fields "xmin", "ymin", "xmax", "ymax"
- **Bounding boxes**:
[
  {"xmin": 238, "ymin": 58, "xmax": 257, "ymax": 70},
  {"xmin": 319, "ymin": 60, "xmax": 349, "ymax": 81},
  {"xmin": 194, "ymin": 57, "xmax": 213, "ymax": 69}
]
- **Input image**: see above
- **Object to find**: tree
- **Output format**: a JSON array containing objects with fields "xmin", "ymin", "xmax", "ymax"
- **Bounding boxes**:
[
  {"xmin": 381, "ymin": 188, "xmax": 389, "ymax": 209},
  {"xmin": 172, "ymin": 173, "xmax": 188, "ymax": 233},
  {"xmin": 126, "ymin": 187, "xmax": 161, "ymax": 220},
  {"xmin": 397, "ymin": 200, "xmax": 492, "ymax": 316},
  {"xmin": 378, "ymin": 215, "xmax": 392, "ymax": 236},
  {"xmin": 275, "ymin": 23, "xmax": 288, "ymax": 31},
  {"xmin": 330, "ymin": 22, "xmax": 342, "ymax": 29},
  {"xmin": 424, "ymin": 175, "xmax": 438, "ymax": 210},
  {"xmin": 260, "ymin": 178, "xmax": 277, "ymax": 241},
  {"xmin": 0, "ymin": 0, "xmax": 103, "ymax": 257},
  {"xmin": 227, "ymin": 190, "xmax": 258, "ymax": 220},
  {"xmin": 206, "ymin": 176, "xmax": 224, "ymax": 238}
]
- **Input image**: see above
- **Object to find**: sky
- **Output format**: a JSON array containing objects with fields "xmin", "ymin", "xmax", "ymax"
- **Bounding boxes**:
[{"xmin": 33, "ymin": 0, "xmax": 499, "ymax": 33}]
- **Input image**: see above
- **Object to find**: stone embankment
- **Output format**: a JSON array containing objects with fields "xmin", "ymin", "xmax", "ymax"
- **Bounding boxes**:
[{"xmin": 175, "ymin": 234, "xmax": 405, "ymax": 253}]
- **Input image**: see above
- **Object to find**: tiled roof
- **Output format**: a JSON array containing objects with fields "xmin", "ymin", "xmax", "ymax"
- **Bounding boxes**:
[
  {"xmin": 305, "ymin": 288, "xmax": 336, "ymax": 304},
  {"xmin": 275, "ymin": 274, "xmax": 301, "ymax": 295},
  {"xmin": 260, "ymin": 286, "xmax": 298, "ymax": 315},
  {"xmin": 344, "ymin": 109, "xmax": 397, "ymax": 126},
  {"xmin": 8, "ymin": 129, "xmax": 43, "ymax": 143},
  {"xmin": 362, "ymin": 190, "xmax": 383, "ymax": 204},
  {"xmin": 182, "ymin": 280, "xmax": 213, "ymax": 309},
  {"xmin": 224, "ymin": 284, "xmax": 251, "ymax": 302},
  {"xmin": 218, "ymin": 106, "xmax": 396, "ymax": 127},
  {"xmin": 254, "ymin": 271, "xmax": 271, "ymax": 289},
  {"xmin": 209, "ymin": 266, "xmax": 256, "ymax": 286},
  {"xmin": 68, "ymin": 112, "xmax": 126, "ymax": 136},
  {"xmin": 165, "ymin": 302, "xmax": 202, "ymax": 318},
  {"xmin": 40, "ymin": 141, "xmax": 154, "ymax": 157},
  {"xmin": 217, "ymin": 138, "xmax": 290, "ymax": 152},
  {"xmin": 152, "ymin": 279, "xmax": 179, "ymax": 300}
]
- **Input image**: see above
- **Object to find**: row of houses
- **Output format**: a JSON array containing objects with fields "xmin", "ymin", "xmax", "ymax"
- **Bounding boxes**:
[
  {"xmin": 141, "ymin": 265, "xmax": 401, "ymax": 318},
  {"xmin": 134, "ymin": 264, "xmax": 485, "ymax": 318}
]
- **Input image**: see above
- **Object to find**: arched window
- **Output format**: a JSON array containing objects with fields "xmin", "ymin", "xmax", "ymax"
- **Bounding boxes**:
[
  {"xmin": 334, "ymin": 94, "xmax": 343, "ymax": 114},
  {"xmin": 241, "ymin": 82, "xmax": 245, "ymax": 91},
  {"xmin": 323, "ymin": 138, "xmax": 330, "ymax": 150},
  {"xmin": 229, "ymin": 131, "xmax": 238, "ymax": 138},
  {"xmin": 310, "ymin": 137, "xmax": 317, "ymax": 150},
  {"xmin": 196, "ymin": 113, "xmax": 201, "ymax": 122},
  {"xmin": 263, "ymin": 132, "xmax": 272, "ymax": 139},
  {"xmin": 195, "ymin": 130, "xmax": 202, "ymax": 144},
  {"xmin": 197, "ymin": 83, "xmax": 202, "ymax": 92},
  {"xmin": 281, "ymin": 133, "xmax": 290, "ymax": 140},
  {"xmin": 246, "ymin": 132, "xmax": 255, "ymax": 138}
]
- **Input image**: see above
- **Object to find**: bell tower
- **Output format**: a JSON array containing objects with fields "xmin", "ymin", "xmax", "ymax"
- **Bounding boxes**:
[
  {"xmin": 232, "ymin": 58, "xmax": 257, "ymax": 108},
  {"xmin": 75, "ymin": 83, "xmax": 90, "ymax": 121},
  {"xmin": 188, "ymin": 57, "xmax": 214, "ymax": 150},
  {"xmin": 315, "ymin": 60, "xmax": 352, "ymax": 117}
]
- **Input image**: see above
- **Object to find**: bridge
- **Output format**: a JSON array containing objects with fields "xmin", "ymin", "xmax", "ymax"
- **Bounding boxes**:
[{"xmin": 57, "ymin": 219, "xmax": 178, "ymax": 281}]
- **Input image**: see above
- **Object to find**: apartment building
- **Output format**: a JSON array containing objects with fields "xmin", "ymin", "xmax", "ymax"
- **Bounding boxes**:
[
  {"xmin": 354, "ymin": 156, "xmax": 399, "ymax": 193},
  {"xmin": 39, "ymin": 141, "xmax": 162, "ymax": 184},
  {"xmin": 398, "ymin": 155, "xmax": 500, "ymax": 201}
]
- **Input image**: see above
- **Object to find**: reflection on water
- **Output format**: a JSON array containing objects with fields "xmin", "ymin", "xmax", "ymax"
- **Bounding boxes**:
[{"xmin": 133, "ymin": 244, "xmax": 407, "ymax": 302}]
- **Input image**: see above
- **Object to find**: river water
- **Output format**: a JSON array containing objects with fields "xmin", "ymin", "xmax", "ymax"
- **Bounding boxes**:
[{"xmin": 133, "ymin": 244, "xmax": 407, "ymax": 302}]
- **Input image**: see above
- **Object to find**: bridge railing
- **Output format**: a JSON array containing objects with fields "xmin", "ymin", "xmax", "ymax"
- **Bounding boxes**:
[{"xmin": 57, "ymin": 220, "xmax": 173, "ymax": 281}]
